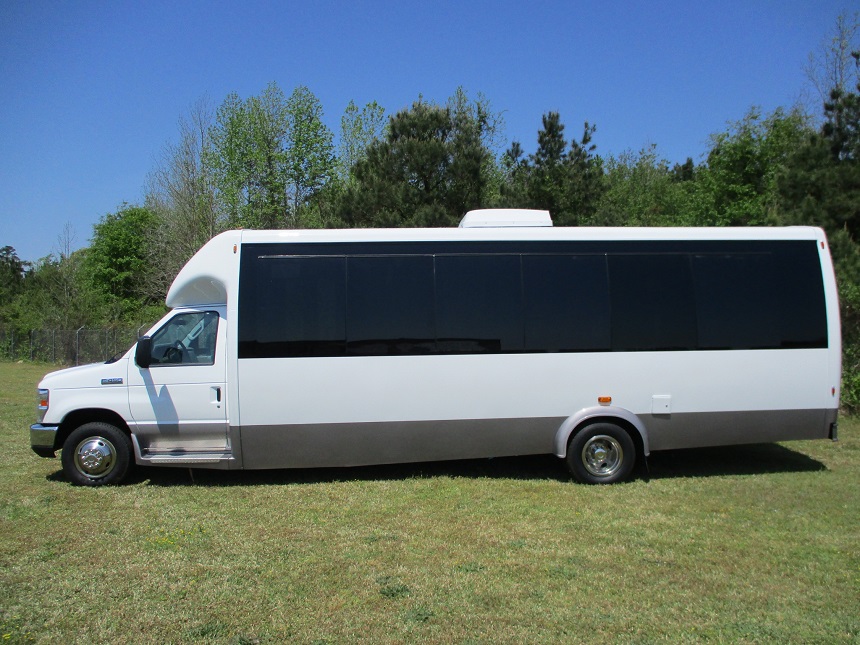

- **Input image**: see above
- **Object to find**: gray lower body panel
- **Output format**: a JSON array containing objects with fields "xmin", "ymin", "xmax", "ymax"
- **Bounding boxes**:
[
  {"xmin": 240, "ymin": 417, "xmax": 561, "ymax": 470},
  {"xmin": 644, "ymin": 408, "xmax": 833, "ymax": 451},
  {"xmin": 237, "ymin": 408, "xmax": 835, "ymax": 470}
]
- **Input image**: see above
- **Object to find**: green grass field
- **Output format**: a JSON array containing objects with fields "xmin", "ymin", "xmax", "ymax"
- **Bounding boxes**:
[{"xmin": 1, "ymin": 362, "xmax": 858, "ymax": 644}]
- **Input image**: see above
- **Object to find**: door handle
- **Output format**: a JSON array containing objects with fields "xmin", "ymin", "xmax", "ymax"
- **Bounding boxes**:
[{"xmin": 215, "ymin": 386, "xmax": 221, "ymax": 403}]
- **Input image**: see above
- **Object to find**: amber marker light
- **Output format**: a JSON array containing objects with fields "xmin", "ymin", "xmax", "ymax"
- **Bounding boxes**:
[
  {"xmin": 36, "ymin": 388, "xmax": 49, "ymax": 423},
  {"xmin": 598, "ymin": 396, "xmax": 612, "ymax": 405}
]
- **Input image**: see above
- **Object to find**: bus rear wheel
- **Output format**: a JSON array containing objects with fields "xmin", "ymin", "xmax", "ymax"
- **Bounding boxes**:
[
  {"xmin": 567, "ymin": 423, "xmax": 635, "ymax": 484},
  {"xmin": 61, "ymin": 422, "xmax": 133, "ymax": 486}
]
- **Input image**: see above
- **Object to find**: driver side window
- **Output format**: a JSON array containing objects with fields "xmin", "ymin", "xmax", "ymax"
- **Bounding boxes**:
[{"xmin": 150, "ymin": 311, "xmax": 219, "ymax": 366}]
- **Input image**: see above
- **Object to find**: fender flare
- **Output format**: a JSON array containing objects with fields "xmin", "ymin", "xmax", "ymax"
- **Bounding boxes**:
[{"xmin": 554, "ymin": 406, "xmax": 650, "ymax": 458}]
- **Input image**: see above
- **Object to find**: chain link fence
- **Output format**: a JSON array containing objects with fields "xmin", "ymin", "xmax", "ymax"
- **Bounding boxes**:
[{"xmin": 0, "ymin": 327, "xmax": 147, "ymax": 366}]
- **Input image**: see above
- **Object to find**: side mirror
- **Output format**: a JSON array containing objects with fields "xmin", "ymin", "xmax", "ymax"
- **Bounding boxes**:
[{"xmin": 135, "ymin": 336, "xmax": 153, "ymax": 369}]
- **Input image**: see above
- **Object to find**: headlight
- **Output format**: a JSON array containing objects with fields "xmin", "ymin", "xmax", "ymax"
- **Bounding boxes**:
[{"xmin": 36, "ymin": 389, "xmax": 49, "ymax": 423}]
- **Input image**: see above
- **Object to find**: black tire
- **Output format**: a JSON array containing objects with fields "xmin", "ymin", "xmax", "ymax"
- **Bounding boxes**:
[
  {"xmin": 61, "ymin": 422, "xmax": 133, "ymax": 486},
  {"xmin": 566, "ymin": 423, "xmax": 636, "ymax": 484}
]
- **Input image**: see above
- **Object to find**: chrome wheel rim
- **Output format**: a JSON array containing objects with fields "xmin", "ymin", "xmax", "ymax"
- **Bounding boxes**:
[
  {"xmin": 581, "ymin": 435, "xmax": 624, "ymax": 477},
  {"xmin": 73, "ymin": 436, "xmax": 117, "ymax": 479}
]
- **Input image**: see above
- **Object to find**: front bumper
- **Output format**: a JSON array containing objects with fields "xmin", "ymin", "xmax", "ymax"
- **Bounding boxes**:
[{"xmin": 30, "ymin": 424, "xmax": 59, "ymax": 458}]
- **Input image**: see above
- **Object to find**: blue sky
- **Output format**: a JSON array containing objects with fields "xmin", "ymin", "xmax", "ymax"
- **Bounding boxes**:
[{"xmin": 0, "ymin": 0, "xmax": 849, "ymax": 263}]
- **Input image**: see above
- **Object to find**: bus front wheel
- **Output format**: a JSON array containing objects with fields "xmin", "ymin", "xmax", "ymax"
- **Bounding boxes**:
[
  {"xmin": 61, "ymin": 422, "xmax": 133, "ymax": 486},
  {"xmin": 566, "ymin": 423, "xmax": 635, "ymax": 484}
]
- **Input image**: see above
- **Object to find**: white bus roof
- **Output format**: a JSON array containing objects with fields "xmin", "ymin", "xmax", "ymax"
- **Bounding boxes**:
[{"xmin": 234, "ymin": 224, "xmax": 827, "ymax": 245}]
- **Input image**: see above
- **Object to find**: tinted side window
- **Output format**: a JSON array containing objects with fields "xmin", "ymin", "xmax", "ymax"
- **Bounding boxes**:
[
  {"xmin": 775, "ymin": 243, "xmax": 828, "ymax": 348},
  {"xmin": 347, "ymin": 256, "xmax": 435, "ymax": 355},
  {"xmin": 435, "ymin": 255, "xmax": 523, "ymax": 353},
  {"xmin": 523, "ymin": 255, "xmax": 610, "ymax": 352},
  {"xmin": 237, "ymin": 240, "xmax": 828, "ymax": 358},
  {"xmin": 692, "ymin": 243, "xmax": 827, "ymax": 350},
  {"xmin": 693, "ymin": 254, "xmax": 780, "ymax": 349},
  {"xmin": 609, "ymin": 254, "xmax": 697, "ymax": 351},
  {"xmin": 239, "ymin": 256, "xmax": 346, "ymax": 358}
]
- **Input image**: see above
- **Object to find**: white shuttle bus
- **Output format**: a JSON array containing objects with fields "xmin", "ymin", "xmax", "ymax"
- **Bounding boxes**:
[{"xmin": 30, "ymin": 210, "xmax": 842, "ymax": 485}]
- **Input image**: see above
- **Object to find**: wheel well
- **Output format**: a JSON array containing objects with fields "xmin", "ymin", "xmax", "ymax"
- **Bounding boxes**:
[
  {"xmin": 56, "ymin": 410, "xmax": 131, "ymax": 451},
  {"xmin": 569, "ymin": 417, "xmax": 645, "ymax": 462}
]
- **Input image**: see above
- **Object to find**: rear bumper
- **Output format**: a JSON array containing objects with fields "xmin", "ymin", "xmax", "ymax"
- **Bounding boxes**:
[{"xmin": 30, "ymin": 424, "xmax": 58, "ymax": 458}]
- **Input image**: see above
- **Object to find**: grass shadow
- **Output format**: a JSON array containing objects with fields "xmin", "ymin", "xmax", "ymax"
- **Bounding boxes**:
[
  {"xmin": 645, "ymin": 442, "xmax": 827, "ymax": 480},
  {"xmin": 45, "ymin": 442, "xmax": 827, "ymax": 487},
  {"xmin": 127, "ymin": 453, "xmax": 572, "ymax": 487}
]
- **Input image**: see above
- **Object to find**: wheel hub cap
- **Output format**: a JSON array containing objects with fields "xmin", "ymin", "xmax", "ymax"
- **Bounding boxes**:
[
  {"xmin": 74, "ymin": 438, "xmax": 116, "ymax": 478},
  {"xmin": 582, "ymin": 435, "xmax": 623, "ymax": 477}
]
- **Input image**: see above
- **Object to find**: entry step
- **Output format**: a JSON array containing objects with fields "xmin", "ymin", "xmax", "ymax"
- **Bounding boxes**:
[{"xmin": 141, "ymin": 451, "xmax": 234, "ymax": 465}]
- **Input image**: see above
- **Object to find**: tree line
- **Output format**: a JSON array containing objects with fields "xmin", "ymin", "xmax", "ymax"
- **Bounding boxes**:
[{"xmin": 1, "ymin": 23, "xmax": 859, "ymax": 411}]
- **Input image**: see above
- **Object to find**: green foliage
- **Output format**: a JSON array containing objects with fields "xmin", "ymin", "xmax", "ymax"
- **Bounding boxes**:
[
  {"xmin": 340, "ymin": 90, "xmax": 499, "ymax": 227},
  {"xmin": 85, "ymin": 204, "xmax": 159, "ymax": 318},
  {"xmin": 839, "ymin": 276, "xmax": 860, "ymax": 412},
  {"xmin": 338, "ymin": 99, "xmax": 386, "ymax": 181},
  {"xmin": 671, "ymin": 157, "xmax": 696, "ymax": 182},
  {"xmin": 501, "ymin": 112, "xmax": 604, "ymax": 225},
  {"xmin": 0, "ymin": 246, "xmax": 27, "ymax": 312},
  {"xmin": 284, "ymin": 86, "xmax": 337, "ymax": 223},
  {"xmin": 822, "ymin": 62, "xmax": 860, "ymax": 163},
  {"xmin": 696, "ymin": 107, "xmax": 812, "ymax": 226},
  {"xmin": 206, "ymin": 83, "xmax": 336, "ymax": 230},
  {"xmin": 595, "ymin": 145, "xmax": 697, "ymax": 226},
  {"xmin": 778, "ymin": 132, "xmax": 860, "ymax": 236},
  {"xmin": 207, "ymin": 83, "xmax": 290, "ymax": 229},
  {"xmin": 3, "ymin": 251, "xmax": 106, "ymax": 335}
]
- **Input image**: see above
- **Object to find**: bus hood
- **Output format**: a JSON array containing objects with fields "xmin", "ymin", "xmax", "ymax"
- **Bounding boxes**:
[{"xmin": 38, "ymin": 359, "xmax": 129, "ymax": 391}]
